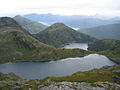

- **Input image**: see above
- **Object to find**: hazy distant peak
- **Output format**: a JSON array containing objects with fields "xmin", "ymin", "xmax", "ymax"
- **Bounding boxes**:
[
  {"xmin": 14, "ymin": 15, "xmax": 23, "ymax": 18},
  {"xmin": 24, "ymin": 13, "xmax": 120, "ymax": 28},
  {"xmin": 13, "ymin": 15, "xmax": 48, "ymax": 34},
  {"xmin": 14, "ymin": 15, "xmax": 30, "ymax": 21}
]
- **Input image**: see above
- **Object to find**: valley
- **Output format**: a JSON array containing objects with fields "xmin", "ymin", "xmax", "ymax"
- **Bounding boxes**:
[
  {"xmin": 0, "ymin": 15, "xmax": 120, "ymax": 90},
  {"xmin": 1, "ymin": 0, "xmax": 120, "ymax": 89},
  {"xmin": 0, "ymin": 17, "xmax": 91, "ymax": 64}
]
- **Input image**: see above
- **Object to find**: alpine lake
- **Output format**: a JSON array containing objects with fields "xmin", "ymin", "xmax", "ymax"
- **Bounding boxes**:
[{"xmin": 0, "ymin": 43, "xmax": 116, "ymax": 79}]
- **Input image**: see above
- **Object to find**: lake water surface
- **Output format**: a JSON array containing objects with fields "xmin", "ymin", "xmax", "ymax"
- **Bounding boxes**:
[
  {"xmin": 0, "ymin": 54, "xmax": 116, "ymax": 79},
  {"xmin": 0, "ymin": 43, "xmax": 117, "ymax": 79},
  {"xmin": 62, "ymin": 43, "xmax": 88, "ymax": 50}
]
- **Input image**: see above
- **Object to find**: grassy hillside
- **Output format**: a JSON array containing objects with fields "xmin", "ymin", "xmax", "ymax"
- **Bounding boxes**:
[
  {"xmin": 88, "ymin": 39, "xmax": 120, "ymax": 52},
  {"xmin": 13, "ymin": 15, "xmax": 47, "ymax": 34},
  {"xmin": 48, "ymin": 65, "xmax": 120, "ymax": 84},
  {"xmin": 78, "ymin": 24, "xmax": 120, "ymax": 40},
  {"xmin": 0, "ymin": 17, "xmax": 91, "ymax": 64},
  {"xmin": 34, "ymin": 23, "xmax": 96, "ymax": 47},
  {"xmin": 0, "ymin": 72, "xmax": 21, "ymax": 81},
  {"xmin": 87, "ymin": 38, "xmax": 120, "ymax": 63},
  {"xmin": 99, "ymin": 42, "xmax": 120, "ymax": 64}
]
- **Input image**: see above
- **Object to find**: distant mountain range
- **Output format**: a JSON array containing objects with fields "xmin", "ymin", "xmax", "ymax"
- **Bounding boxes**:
[
  {"xmin": 13, "ymin": 15, "xmax": 48, "ymax": 34},
  {"xmin": 24, "ymin": 13, "xmax": 120, "ymax": 28},
  {"xmin": 78, "ymin": 24, "xmax": 120, "ymax": 40},
  {"xmin": 0, "ymin": 17, "xmax": 90, "ymax": 63},
  {"xmin": 34, "ymin": 23, "xmax": 96, "ymax": 47}
]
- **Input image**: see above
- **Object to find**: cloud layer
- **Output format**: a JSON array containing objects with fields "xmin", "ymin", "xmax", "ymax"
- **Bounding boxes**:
[{"xmin": 0, "ymin": 0, "xmax": 120, "ymax": 16}]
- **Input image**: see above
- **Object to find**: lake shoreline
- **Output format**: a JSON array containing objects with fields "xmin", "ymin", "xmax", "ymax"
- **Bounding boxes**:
[
  {"xmin": 0, "ymin": 55, "xmax": 87, "ymax": 64},
  {"xmin": 59, "ymin": 42, "xmax": 88, "ymax": 50},
  {"xmin": 0, "ymin": 54, "xmax": 116, "ymax": 79}
]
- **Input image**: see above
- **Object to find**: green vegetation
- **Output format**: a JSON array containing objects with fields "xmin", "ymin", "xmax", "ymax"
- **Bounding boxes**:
[
  {"xmin": 0, "ymin": 17, "xmax": 91, "ymax": 64},
  {"xmin": 0, "ymin": 16, "xmax": 120, "ymax": 90},
  {"xmin": 47, "ymin": 65, "xmax": 120, "ymax": 84},
  {"xmin": 78, "ymin": 24, "xmax": 120, "ymax": 40},
  {"xmin": 0, "ymin": 72, "xmax": 21, "ymax": 81},
  {"xmin": 34, "ymin": 23, "xmax": 96, "ymax": 47},
  {"xmin": 87, "ymin": 38, "xmax": 120, "ymax": 63},
  {"xmin": 99, "ymin": 42, "xmax": 120, "ymax": 63},
  {"xmin": 13, "ymin": 15, "xmax": 47, "ymax": 34},
  {"xmin": 0, "ymin": 65, "xmax": 120, "ymax": 90},
  {"xmin": 0, "ymin": 17, "xmax": 22, "ymax": 28},
  {"xmin": 88, "ymin": 39, "xmax": 120, "ymax": 52},
  {"xmin": 0, "ymin": 30, "xmax": 91, "ymax": 63}
]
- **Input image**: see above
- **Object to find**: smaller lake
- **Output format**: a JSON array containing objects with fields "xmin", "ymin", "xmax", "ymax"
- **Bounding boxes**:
[
  {"xmin": 0, "ymin": 54, "xmax": 116, "ymax": 79},
  {"xmin": 62, "ymin": 43, "xmax": 88, "ymax": 50}
]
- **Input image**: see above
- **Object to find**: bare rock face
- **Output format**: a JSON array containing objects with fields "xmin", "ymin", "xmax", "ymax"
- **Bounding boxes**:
[
  {"xmin": 37, "ymin": 81, "xmax": 120, "ymax": 90},
  {"xmin": 38, "ymin": 82, "xmax": 105, "ymax": 90},
  {"xmin": 0, "ymin": 79, "xmax": 120, "ymax": 90},
  {"xmin": 112, "ymin": 69, "xmax": 120, "ymax": 73}
]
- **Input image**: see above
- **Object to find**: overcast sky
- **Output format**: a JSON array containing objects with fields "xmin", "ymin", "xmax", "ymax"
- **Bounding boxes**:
[{"xmin": 0, "ymin": 0, "xmax": 120, "ymax": 17}]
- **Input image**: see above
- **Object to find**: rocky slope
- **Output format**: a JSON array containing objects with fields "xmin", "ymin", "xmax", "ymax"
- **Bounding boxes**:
[
  {"xmin": 0, "ymin": 72, "xmax": 21, "ymax": 81},
  {"xmin": 1, "ymin": 80, "xmax": 120, "ymax": 90},
  {"xmin": 13, "ymin": 15, "xmax": 48, "ymax": 34},
  {"xmin": 34, "ymin": 23, "xmax": 96, "ymax": 47}
]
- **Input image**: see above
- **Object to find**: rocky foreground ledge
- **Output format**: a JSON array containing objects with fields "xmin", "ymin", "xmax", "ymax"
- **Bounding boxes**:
[
  {"xmin": 38, "ymin": 81, "xmax": 120, "ymax": 90},
  {"xmin": 0, "ymin": 65, "xmax": 120, "ymax": 90},
  {"xmin": 0, "ymin": 80, "xmax": 120, "ymax": 90}
]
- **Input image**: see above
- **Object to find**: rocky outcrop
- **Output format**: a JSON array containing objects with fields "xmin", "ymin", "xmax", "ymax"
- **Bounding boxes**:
[
  {"xmin": 0, "ymin": 80, "xmax": 120, "ymax": 90},
  {"xmin": 38, "ymin": 82, "xmax": 105, "ymax": 90},
  {"xmin": 0, "ymin": 65, "xmax": 120, "ymax": 90}
]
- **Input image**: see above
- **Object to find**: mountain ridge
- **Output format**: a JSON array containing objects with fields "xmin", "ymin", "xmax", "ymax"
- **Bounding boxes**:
[
  {"xmin": 34, "ymin": 23, "xmax": 96, "ymax": 47},
  {"xmin": 0, "ymin": 17, "xmax": 91, "ymax": 63},
  {"xmin": 13, "ymin": 15, "xmax": 48, "ymax": 34}
]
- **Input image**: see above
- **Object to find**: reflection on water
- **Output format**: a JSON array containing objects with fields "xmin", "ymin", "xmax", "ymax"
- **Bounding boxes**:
[
  {"xmin": 0, "ymin": 54, "xmax": 116, "ymax": 79},
  {"xmin": 62, "ymin": 43, "xmax": 88, "ymax": 50}
]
